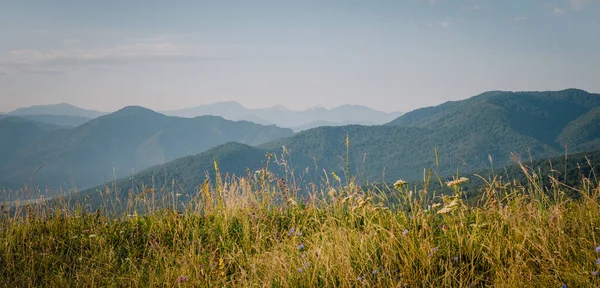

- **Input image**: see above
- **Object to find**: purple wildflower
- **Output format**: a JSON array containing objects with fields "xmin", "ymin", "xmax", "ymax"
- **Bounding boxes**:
[
  {"xmin": 297, "ymin": 243, "xmax": 304, "ymax": 250},
  {"xmin": 402, "ymin": 230, "xmax": 408, "ymax": 236},
  {"xmin": 357, "ymin": 276, "xmax": 362, "ymax": 281},
  {"xmin": 289, "ymin": 228, "xmax": 295, "ymax": 236},
  {"xmin": 429, "ymin": 247, "xmax": 438, "ymax": 257},
  {"xmin": 297, "ymin": 230, "xmax": 302, "ymax": 236},
  {"xmin": 593, "ymin": 271, "xmax": 598, "ymax": 277},
  {"xmin": 596, "ymin": 259, "xmax": 600, "ymax": 265},
  {"xmin": 177, "ymin": 276, "xmax": 187, "ymax": 284},
  {"xmin": 596, "ymin": 246, "xmax": 600, "ymax": 253},
  {"xmin": 298, "ymin": 268, "xmax": 303, "ymax": 273},
  {"xmin": 453, "ymin": 256, "xmax": 459, "ymax": 262},
  {"xmin": 372, "ymin": 269, "xmax": 378, "ymax": 275}
]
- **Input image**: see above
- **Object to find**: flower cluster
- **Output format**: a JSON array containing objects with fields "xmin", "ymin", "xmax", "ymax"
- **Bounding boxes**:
[{"xmin": 445, "ymin": 177, "xmax": 469, "ymax": 187}]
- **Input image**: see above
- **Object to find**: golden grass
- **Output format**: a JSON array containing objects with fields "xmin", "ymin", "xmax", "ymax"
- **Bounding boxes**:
[{"xmin": 1, "ymin": 161, "xmax": 599, "ymax": 287}]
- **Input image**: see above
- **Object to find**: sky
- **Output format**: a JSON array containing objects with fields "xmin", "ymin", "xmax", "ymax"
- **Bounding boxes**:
[{"xmin": 1, "ymin": 0, "xmax": 599, "ymax": 113}]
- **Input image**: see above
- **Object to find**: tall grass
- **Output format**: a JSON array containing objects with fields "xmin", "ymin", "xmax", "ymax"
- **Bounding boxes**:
[{"xmin": 1, "ymin": 156, "xmax": 599, "ymax": 287}]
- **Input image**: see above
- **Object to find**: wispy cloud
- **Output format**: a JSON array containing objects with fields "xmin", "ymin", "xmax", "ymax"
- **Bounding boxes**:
[
  {"xmin": 548, "ymin": 0, "xmax": 599, "ymax": 15},
  {"xmin": 439, "ymin": 20, "xmax": 451, "ymax": 28},
  {"xmin": 0, "ymin": 39, "xmax": 229, "ymax": 75},
  {"xmin": 510, "ymin": 16, "xmax": 529, "ymax": 22},
  {"xmin": 553, "ymin": 7, "xmax": 567, "ymax": 14},
  {"xmin": 569, "ymin": 0, "xmax": 600, "ymax": 10},
  {"xmin": 460, "ymin": 4, "xmax": 481, "ymax": 11}
]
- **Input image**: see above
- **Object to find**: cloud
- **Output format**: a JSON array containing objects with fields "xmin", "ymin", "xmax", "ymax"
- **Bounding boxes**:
[
  {"xmin": 461, "ymin": 4, "xmax": 481, "ymax": 11},
  {"xmin": 550, "ymin": 0, "xmax": 599, "ymax": 15},
  {"xmin": 0, "ymin": 40, "xmax": 228, "ymax": 74},
  {"xmin": 569, "ymin": 0, "xmax": 600, "ymax": 10},
  {"xmin": 509, "ymin": 16, "xmax": 529, "ymax": 22},
  {"xmin": 553, "ymin": 7, "xmax": 566, "ymax": 14}
]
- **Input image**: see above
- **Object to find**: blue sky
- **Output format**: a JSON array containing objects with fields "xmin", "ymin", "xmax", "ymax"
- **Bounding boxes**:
[{"xmin": 1, "ymin": 0, "xmax": 599, "ymax": 113}]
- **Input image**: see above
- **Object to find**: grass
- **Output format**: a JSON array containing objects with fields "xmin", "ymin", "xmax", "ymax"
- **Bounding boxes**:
[{"xmin": 1, "ymin": 155, "xmax": 600, "ymax": 287}]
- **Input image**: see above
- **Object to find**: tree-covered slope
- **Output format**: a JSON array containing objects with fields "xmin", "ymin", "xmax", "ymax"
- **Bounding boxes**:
[
  {"xmin": 0, "ymin": 116, "xmax": 65, "ymax": 165},
  {"xmin": 557, "ymin": 106, "xmax": 600, "ymax": 151}
]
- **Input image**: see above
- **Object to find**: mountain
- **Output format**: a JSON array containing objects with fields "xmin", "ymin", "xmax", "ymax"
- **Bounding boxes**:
[
  {"xmin": 0, "ymin": 116, "xmax": 65, "ymax": 165},
  {"xmin": 8, "ymin": 103, "xmax": 107, "ymax": 118},
  {"xmin": 161, "ymin": 101, "xmax": 248, "ymax": 119},
  {"xmin": 76, "ymin": 89, "xmax": 600, "ymax": 205},
  {"xmin": 162, "ymin": 102, "xmax": 402, "ymax": 129},
  {"xmin": 0, "ymin": 106, "xmax": 293, "ymax": 193},
  {"xmin": 1, "ymin": 114, "xmax": 92, "ymax": 127}
]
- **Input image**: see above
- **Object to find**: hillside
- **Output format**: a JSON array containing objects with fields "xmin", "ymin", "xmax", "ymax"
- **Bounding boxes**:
[
  {"xmin": 8, "ymin": 103, "xmax": 107, "ymax": 118},
  {"xmin": 557, "ymin": 106, "xmax": 600, "ymax": 151},
  {"xmin": 73, "ymin": 89, "xmax": 600, "ymax": 207},
  {"xmin": 0, "ymin": 117, "xmax": 65, "ymax": 164},
  {"xmin": 0, "ymin": 107, "xmax": 293, "ymax": 194},
  {"xmin": 2, "ymin": 114, "xmax": 92, "ymax": 127}
]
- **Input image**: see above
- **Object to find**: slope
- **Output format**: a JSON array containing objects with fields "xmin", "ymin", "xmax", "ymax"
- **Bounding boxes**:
[
  {"xmin": 15, "ymin": 114, "xmax": 92, "ymax": 127},
  {"xmin": 557, "ymin": 106, "xmax": 600, "ymax": 151},
  {"xmin": 0, "ymin": 116, "xmax": 64, "ymax": 165}
]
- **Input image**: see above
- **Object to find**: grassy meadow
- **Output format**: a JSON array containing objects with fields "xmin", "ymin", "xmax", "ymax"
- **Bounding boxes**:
[{"xmin": 1, "ymin": 153, "xmax": 600, "ymax": 287}]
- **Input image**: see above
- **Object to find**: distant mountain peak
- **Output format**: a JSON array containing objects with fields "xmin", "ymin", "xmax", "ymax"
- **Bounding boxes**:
[
  {"xmin": 112, "ymin": 105, "xmax": 161, "ymax": 116},
  {"xmin": 8, "ymin": 102, "xmax": 107, "ymax": 118}
]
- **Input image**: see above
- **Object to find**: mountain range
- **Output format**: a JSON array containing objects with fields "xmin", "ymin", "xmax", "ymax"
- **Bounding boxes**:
[
  {"xmin": 160, "ymin": 102, "xmax": 404, "ymax": 131},
  {"xmin": 3, "ymin": 88, "xmax": 600, "ymax": 207},
  {"xmin": 0, "ymin": 107, "xmax": 293, "ymax": 196},
  {"xmin": 4, "ymin": 102, "xmax": 403, "ymax": 132},
  {"xmin": 69, "ymin": 88, "xmax": 600, "ymax": 208}
]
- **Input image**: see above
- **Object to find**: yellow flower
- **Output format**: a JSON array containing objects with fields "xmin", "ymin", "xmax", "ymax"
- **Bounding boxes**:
[
  {"xmin": 446, "ymin": 177, "xmax": 469, "ymax": 187},
  {"xmin": 394, "ymin": 179, "xmax": 407, "ymax": 190}
]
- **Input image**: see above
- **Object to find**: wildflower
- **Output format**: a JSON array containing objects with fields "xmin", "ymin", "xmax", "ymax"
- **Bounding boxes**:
[
  {"xmin": 596, "ymin": 246, "xmax": 600, "ymax": 253},
  {"xmin": 394, "ymin": 179, "xmax": 407, "ymax": 190},
  {"xmin": 446, "ymin": 177, "xmax": 469, "ymax": 187},
  {"xmin": 596, "ymin": 259, "xmax": 600, "ymax": 265},
  {"xmin": 402, "ymin": 229, "xmax": 408, "ymax": 236},
  {"xmin": 357, "ymin": 276, "xmax": 363, "ymax": 281},
  {"xmin": 429, "ymin": 247, "xmax": 438, "ymax": 257},
  {"xmin": 297, "ymin": 244, "xmax": 304, "ymax": 250},
  {"xmin": 177, "ymin": 275, "xmax": 187, "ymax": 283},
  {"xmin": 289, "ymin": 228, "xmax": 295, "ymax": 236},
  {"xmin": 453, "ymin": 256, "xmax": 459, "ymax": 262},
  {"xmin": 372, "ymin": 269, "xmax": 378, "ymax": 275},
  {"xmin": 593, "ymin": 271, "xmax": 598, "ymax": 277},
  {"xmin": 297, "ymin": 268, "xmax": 303, "ymax": 273},
  {"xmin": 297, "ymin": 230, "xmax": 302, "ymax": 236}
]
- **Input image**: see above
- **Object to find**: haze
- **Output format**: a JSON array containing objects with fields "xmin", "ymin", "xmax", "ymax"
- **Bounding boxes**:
[{"xmin": 1, "ymin": 0, "xmax": 599, "ymax": 113}]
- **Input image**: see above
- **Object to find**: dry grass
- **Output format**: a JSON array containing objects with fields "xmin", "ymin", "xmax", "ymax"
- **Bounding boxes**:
[{"xmin": 1, "ymin": 159, "xmax": 599, "ymax": 287}]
